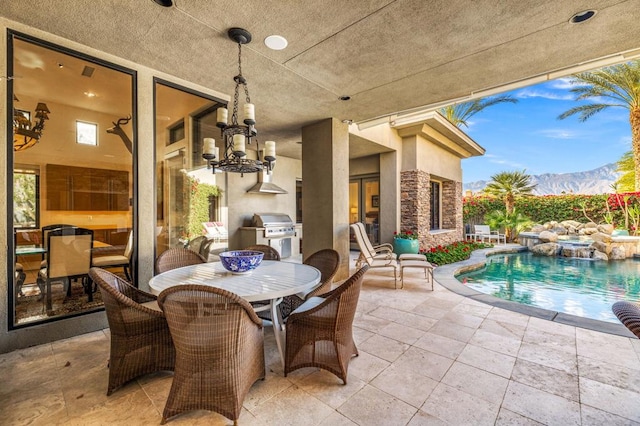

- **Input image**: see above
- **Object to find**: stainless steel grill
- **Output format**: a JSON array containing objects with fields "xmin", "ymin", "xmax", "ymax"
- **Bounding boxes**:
[{"xmin": 252, "ymin": 213, "xmax": 296, "ymax": 238}]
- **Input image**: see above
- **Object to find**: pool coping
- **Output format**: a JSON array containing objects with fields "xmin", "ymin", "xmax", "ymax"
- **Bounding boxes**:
[{"xmin": 433, "ymin": 244, "xmax": 635, "ymax": 338}]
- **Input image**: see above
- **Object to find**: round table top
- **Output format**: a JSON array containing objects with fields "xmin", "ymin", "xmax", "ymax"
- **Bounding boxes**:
[{"xmin": 149, "ymin": 260, "xmax": 321, "ymax": 301}]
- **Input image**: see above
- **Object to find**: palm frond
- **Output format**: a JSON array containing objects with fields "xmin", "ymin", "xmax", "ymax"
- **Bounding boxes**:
[{"xmin": 439, "ymin": 95, "xmax": 518, "ymax": 128}]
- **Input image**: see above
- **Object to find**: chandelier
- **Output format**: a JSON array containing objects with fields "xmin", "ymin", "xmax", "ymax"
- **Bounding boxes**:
[
  {"xmin": 13, "ymin": 96, "xmax": 51, "ymax": 152},
  {"xmin": 202, "ymin": 28, "xmax": 276, "ymax": 175}
]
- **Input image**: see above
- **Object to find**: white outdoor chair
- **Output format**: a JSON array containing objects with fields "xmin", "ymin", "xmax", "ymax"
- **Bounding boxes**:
[
  {"xmin": 350, "ymin": 222, "xmax": 398, "ymax": 288},
  {"xmin": 202, "ymin": 222, "xmax": 229, "ymax": 242},
  {"xmin": 474, "ymin": 225, "xmax": 506, "ymax": 244}
]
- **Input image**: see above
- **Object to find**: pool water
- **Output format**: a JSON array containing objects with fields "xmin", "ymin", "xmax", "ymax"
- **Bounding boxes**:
[{"xmin": 456, "ymin": 252, "xmax": 640, "ymax": 323}]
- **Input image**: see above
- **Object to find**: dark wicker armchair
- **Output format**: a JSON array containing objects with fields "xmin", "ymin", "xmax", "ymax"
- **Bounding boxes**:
[
  {"xmin": 88, "ymin": 267, "xmax": 175, "ymax": 396},
  {"xmin": 612, "ymin": 301, "xmax": 640, "ymax": 338},
  {"xmin": 243, "ymin": 244, "xmax": 281, "ymax": 261},
  {"xmin": 284, "ymin": 265, "xmax": 368, "ymax": 384},
  {"xmin": 154, "ymin": 247, "xmax": 206, "ymax": 274},
  {"xmin": 278, "ymin": 248, "xmax": 341, "ymax": 319},
  {"xmin": 158, "ymin": 285, "xmax": 265, "ymax": 425}
]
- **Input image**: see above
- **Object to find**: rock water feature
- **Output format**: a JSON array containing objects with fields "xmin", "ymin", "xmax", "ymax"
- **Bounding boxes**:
[{"xmin": 518, "ymin": 220, "xmax": 640, "ymax": 261}]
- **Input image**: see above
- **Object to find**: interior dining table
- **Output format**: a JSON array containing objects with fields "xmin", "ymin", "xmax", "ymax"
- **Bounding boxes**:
[{"xmin": 148, "ymin": 260, "xmax": 321, "ymax": 367}]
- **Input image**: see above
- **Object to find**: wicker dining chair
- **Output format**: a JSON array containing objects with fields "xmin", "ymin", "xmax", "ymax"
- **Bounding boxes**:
[
  {"xmin": 284, "ymin": 265, "xmax": 368, "ymax": 384},
  {"xmin": 278, "ymin": 248, "xmax": 341, "ymax": 320},
  {"xmin": 89, "ymin": 267, "xmax": 175, "ymax": 396},
  {"xmin": 612, "ymin": 301, "xmax": 640, "ymax": 338},
  {"xmin": 154, "ymin": 247, "xmax": 206, "ymax": 274},
  {"xmin": 243, "ymin": 244, "xmax": 281, "ymax": 261},
  {"xmin": 158, "ymin": 285, "xmax": 265, "ymax": 425}
]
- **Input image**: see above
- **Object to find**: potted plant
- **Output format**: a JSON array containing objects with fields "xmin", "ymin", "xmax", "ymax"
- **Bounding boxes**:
[{"xmin": 393, "ymin": 230, "xmax": 419, "ymax": 255}]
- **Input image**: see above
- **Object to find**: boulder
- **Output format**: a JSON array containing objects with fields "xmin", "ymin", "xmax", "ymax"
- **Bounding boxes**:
[
  {"xmin": 590, "ymin": 232, "xmax": 613, "ymax": 243},
  {"xmin": 597, "ymin": 224, "xmax": 614, "ymax": 234},
  {"xmin": 592, "ymin": 250, "xmax": 608, "ymax": 261},
  {"xmin": 590, "ymin": 241, "xmax": 607, "ymax": 253},
  {"xmin": 561, "ymin": 220, "xmax": 582, "ymax": 229},
  {"xmin": 538, "ymin": 231, "xmax": 558, "ymax": 243},
  {"xmin": 530, "ymin": 224, "xmax": 546, "ymax": 233},
  {"xmin": 584, "ymin": 222, "xmax": 598, "ymax": 229},
  {"xmin": 550, "ymin": 226, "xmax": 568, "ymax": 235},
  {"xmin": 580, "ymin": 227, "xmax": 598, "ymax": 235},
  {"xmin": 531, "ymin": 242, "xmax": 562, "ymax": 256},
  {"xmin": 610, "ymin": 246, "xmax": 627, "ymax": 260}
]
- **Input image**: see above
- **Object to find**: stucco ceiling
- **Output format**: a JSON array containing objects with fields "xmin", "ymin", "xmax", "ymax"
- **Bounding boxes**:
[{"xmin": 2, "ymin": 0, "xmax": 640, "ymax": 159}]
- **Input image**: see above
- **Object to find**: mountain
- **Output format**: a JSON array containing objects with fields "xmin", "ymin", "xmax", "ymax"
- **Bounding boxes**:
[{"xmin": 464, "ymin": 164, "xmax": 620, "ymax": 195}]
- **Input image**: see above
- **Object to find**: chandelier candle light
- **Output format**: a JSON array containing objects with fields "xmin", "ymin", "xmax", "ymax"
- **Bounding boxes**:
[
  {"xmin": 203, "ymin": 28, "xmax": 276, "ymax": 176},
  {"xmin": 13, "ymin": 96, "xmax": 51, "ymax": 152}
]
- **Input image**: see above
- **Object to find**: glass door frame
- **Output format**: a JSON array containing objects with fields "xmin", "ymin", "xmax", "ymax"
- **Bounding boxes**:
[{"xmin": 349, "ymin": 175, "xmax": 380, "ymax": 250}]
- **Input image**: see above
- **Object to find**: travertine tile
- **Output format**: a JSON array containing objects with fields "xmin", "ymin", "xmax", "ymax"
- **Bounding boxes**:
[
  {"xmin": 580, "ymin": 377, "xmax": 640, "ymax": 422},
  {"xmin": 502, "ymin": 381, "xmax": 581, "ymax": 426},
  {"xmin": 511, "ymin": 358, "xmax": 579, "ymax": 401},
  {"xmin": 456, "ymin": 344, "xmax": 516, "ymax": 378},
  {"xmin": 318, "ymin": 411, "xmax": 358, "ymax": 426},
  {"xmin": 348, "ymin": 350, "xmax": 390, "ymax": 383},
  {"xmin": 469, "ymin": 328, "xmax": 521, "ymax": 357},
  {"xmin": 371, "ymin": 363, "xmax": 438, "ymax": 408},
  {"xmin": 517, "ymin": 341, "xmax": 578, "ymax": 375},
  {"xmin": 451, "ymin": 299, "xmax": 493, "ymax": 318},
  {"xmin": 249, "ymin": 384, "xmax": 334, "ymax": 425},
  {"xmin": 428, "ymin": 319, "xmax": 476, "ymax": 343},
  {"xmin": 407, "ymin": 409, "xmax": 448, "ymax": 425},
  {"xmin": 358, "ymin": 334, "xmax": 409, "ymax": 362},
  {"xmin": 377, "ymin": 321, "xmax": 426, "ymax": 345},
  {"xmin": 392, "ymin": 346, "xmax": 455, "ymax": 382},
  {"xmin": 440, "ymin": 362, "xmax": 509, "ymax": 404},
  {"xmin": 580, "ymin": 403, "xmax": 640, "ymax": 426},
  {"xmin": 479, "ymin": 318, "xmax": 527, "ymax": 339},
  {"xmin": 527, "ymin": 316, "xmax": 575, "ymax": 337},
  {"xmin": 577, "ymin": 355, "xmax": 640, "ymax": 394},
  {"xmin": 495, "ymin": 408, "xmax": 544, "ymax": 425},
  {"xmin": 338, "ymin": 385, "xmax": 417, "ymax": 425},
  {"xmin": 523, "ymin": 325, "xmax": 577, "ymax": 354},
  {"xmin": 485, "ymin": 307, "xmax": 531, "ymax": 327},
  {"xmin": 441, "ymin": 310, "xmax": 485, "ymax": 328},
  {"xmin": 421, "ymin": 383, "xmax": 500, "ymax": 426},
  {"xmin": 296, "ymin": 369, "xmax": 366, "ymax": 409},
  {"xmin": 413, "ymin": 332, "xmax": 466, "ymax": 359}
]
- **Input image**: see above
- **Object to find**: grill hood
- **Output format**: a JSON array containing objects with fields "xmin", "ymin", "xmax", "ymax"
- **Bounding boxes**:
[{"xmin": 247, "ymin": 169, "xmax": 288, "ymax": 194}]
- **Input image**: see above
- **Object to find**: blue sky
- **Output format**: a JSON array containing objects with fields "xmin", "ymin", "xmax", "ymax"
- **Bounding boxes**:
[{"xmin": 461, "ymin": 77, "xmax": 632, "ymax": 183}]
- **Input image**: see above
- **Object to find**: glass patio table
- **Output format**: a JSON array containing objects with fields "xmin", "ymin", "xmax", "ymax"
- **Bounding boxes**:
[{"xmin": 149, "ymin": 260, "xmax": 321, "ymax": 366}]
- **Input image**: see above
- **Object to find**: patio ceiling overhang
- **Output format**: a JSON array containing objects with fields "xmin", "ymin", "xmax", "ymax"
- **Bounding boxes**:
[{"xmin": 2, "ymin": 1, "xmax": 640, "ymax": 159}]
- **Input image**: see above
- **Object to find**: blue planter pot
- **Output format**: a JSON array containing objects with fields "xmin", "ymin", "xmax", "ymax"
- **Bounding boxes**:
[{"xmin": 393, "ymin": 238, "xmax": 419, "ymax": 255}]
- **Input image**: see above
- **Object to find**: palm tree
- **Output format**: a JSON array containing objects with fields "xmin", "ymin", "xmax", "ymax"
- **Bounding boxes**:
[
  {"xmin": 558, "ymin": 60, "xmax": 640, "ymax": 190},
  {"xmin": 439, "ymin": 95, "xmax": 518, "ymax": 128},
  {"xmin": 615, "ymin": 150, "xmax": 635, "ymax": 192},
  {"xmin": 483, "ymin": 170, "xmax": 536, "ymax": 214},
  {"xmin": 485, "ymin": 208, "xmax": 532, "ymax": 242}
]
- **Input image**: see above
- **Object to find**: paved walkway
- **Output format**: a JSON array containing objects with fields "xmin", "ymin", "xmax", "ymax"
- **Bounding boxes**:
[{"xmin": 2, "ymin": 253, "xmax": 640, "ymax": 425}]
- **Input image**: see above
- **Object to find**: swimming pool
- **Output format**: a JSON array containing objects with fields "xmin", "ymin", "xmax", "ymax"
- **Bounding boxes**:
[{"xmin": 456, "ymin": 252, "xmax": 640, "ymax": 323}]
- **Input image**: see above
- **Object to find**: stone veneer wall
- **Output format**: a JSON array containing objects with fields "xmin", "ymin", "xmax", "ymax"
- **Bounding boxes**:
[
  {"xmin": 401, "ymin": 171, "xmax": 464, "ymax": 250},
  {"xmin": 400, "ymin": 170, "xmax": 430, "ymax": 251},
  {"xmin": 442, "ymin": 180, "xmax": 463, "ymax": 236}
]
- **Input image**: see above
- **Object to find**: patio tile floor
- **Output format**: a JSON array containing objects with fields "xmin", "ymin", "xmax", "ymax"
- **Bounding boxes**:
[{"xmin": 2, "ymin": 252, "xmax": 640, "ymax": 425}]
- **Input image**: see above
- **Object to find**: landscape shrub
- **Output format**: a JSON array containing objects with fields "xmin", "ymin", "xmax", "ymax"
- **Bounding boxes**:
[
  {"xmin": 463, "ymin": 193, "xmax": 640, "ymax": 227},
  {"xmin": 422, "ymin": 240, "xmax": 491, "ymax": 266}
]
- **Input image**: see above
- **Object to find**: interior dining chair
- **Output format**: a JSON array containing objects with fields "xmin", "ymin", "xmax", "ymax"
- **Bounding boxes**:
[
  {"xmin": 154, "ymin": 247, "xmax": 206, "ymax": 274},
  {"xmin": 91, "ymin": 230, "xmax": 133, "ymax": 280},
  {"xmin": 39, "ymin": 223, "xmax": 76, "ymax": 269},
  {"xmin": 15, "ymin": 263, "xmax": 26, "ymax": 299},
  {"xmin": 284, "ymin": 265, "xmax": 368, "ymax": 384},
  {"xmin": 243, "ymin": 244, "xmax": 281, "ymax": 260},
  {"xmin": 157, "ymin": 284, "xmax": 265, "ymax": 425},
  {"xmin": 36, "ymin": 227, "xmax": 94, "ymax": 311},
  {"xmin": 278, "ymin": 248, "xmax": 341, "ymax": 320},
  {"xmin": 89, "ymin": 267, "xmax": 175, "ymax": 396},
  {"xmin": 350, "ymin": 222, "xmax": 398, "ymax": 288}
]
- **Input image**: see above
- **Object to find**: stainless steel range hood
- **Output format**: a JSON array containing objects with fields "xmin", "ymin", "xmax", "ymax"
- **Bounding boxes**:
[{"xmin": 247, "ymin": 169, "xmax": 288, "ymax": 194}]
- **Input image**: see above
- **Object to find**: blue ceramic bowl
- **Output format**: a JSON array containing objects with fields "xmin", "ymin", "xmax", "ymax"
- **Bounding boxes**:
[{"xmin": 219, "ymin": 250, "xmax": 264, "ymax": 273}]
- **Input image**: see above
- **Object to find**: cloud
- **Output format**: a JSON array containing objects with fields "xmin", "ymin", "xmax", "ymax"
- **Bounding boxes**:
[
  {"xmin": 488, "ymin": 157, "xmax": 527, "ymax": 169},
  {"xmin": 515, "ymin": 88, "xmax": 574, "ymax": 101},
  {"xmin": 619, "ymin": 135, "xmax": 632, "ymax": 145},
  {"xmin": 536, "ymin": 128, "xmax": 577, "ymax": 139},
  {"xmin": 549, "ymin": 77, "xmax": 589, "ymax": 89}
]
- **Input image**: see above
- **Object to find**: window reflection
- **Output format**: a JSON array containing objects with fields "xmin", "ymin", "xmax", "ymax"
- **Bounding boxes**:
[
  {"xmin": 154, "ymin": 81, "xmax": 227, "ymax": 258},
  {"xmin": 10, "ymin": 34, "xmax": 135, "ymax": 328}
]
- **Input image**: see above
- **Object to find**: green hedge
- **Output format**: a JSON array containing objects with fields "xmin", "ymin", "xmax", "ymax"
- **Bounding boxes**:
[{"xmin": 463, "ymin": 193, "xmax": 636, "ymax": 227}]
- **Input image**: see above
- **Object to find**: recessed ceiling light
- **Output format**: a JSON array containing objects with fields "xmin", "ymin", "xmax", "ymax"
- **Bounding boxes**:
[
  {"xmin": 152, "ymin": 0, "xmax": 173, "ymax": 7},
  {"xmin": 569, "ymin": 10, "xmax": 596, "ymax": 24},
  {"xmin": 265, "ymin": 35, "xmax": 288, "ymax": 50},
  {"xmin": 339, "ymin": 95, "xmax": 351, "ymax": 101},
  {"xmin": 84, "ymin": 91, "xmax": 97, "ymax": 98}
]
